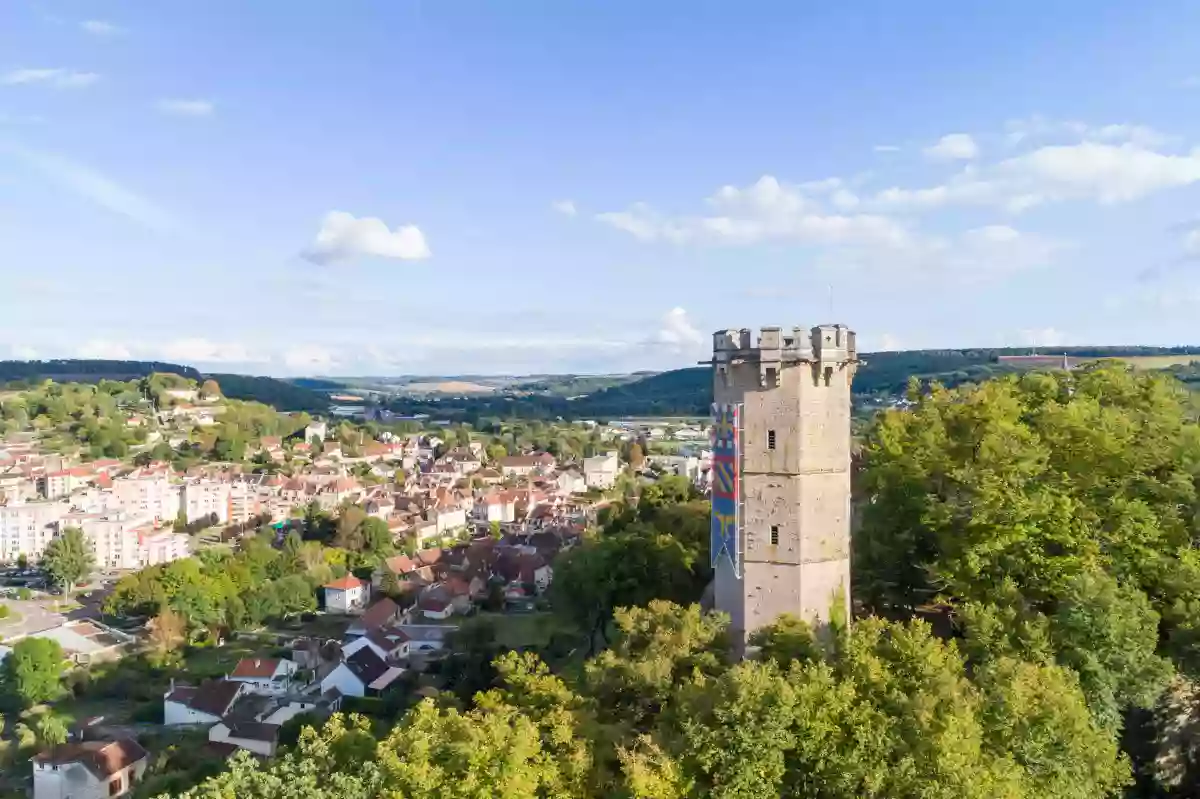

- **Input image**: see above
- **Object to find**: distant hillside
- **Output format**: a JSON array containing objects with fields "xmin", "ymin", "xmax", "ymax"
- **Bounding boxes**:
[
  {"xmin": 512, "ymin": 373, "xmax": 650, "ymax": 397},
  {"xmin": 288, "ymin": 377, "xmax": 348, "ymax": 391},
  {"xmin": 206, "ymin": 373, "xmax": 329, "ymax": 413},
  {"xmin": 0, "ymin": 359, "xmax": 201, "ymax": 384},
  {"xmin": 382, "ymin": 345, "xmax": 1200, "ymax": 423}
]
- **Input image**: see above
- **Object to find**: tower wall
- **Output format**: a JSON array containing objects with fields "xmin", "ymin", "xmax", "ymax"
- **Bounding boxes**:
[{"xmin": 709, "ymin": 324, "xmax": 857, "ymax": 647}]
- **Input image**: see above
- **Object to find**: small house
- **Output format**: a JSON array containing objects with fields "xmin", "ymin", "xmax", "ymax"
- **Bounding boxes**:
[{"xmin": 323, "ymin": 575, "xmax": 367, "ymax": 614}]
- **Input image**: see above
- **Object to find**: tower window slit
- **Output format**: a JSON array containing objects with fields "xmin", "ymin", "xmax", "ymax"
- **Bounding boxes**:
[
  {"xmin": 770, "ymin": 525, "xmax": 779, "ymax": 546},
  {"xmin": 767, "ymin": 429, "xmax": 776, "ymax": 450}
]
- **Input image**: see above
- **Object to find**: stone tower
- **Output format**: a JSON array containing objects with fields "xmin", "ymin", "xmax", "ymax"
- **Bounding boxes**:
[{"xmin": 707, "ymin": 324, "xmax": 858, "ymax": 648}]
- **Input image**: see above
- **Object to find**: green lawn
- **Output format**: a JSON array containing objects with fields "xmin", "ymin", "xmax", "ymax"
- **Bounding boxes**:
[{"xmin": 182, "ymin": 638, "xmax": 282, "ymax": 680}]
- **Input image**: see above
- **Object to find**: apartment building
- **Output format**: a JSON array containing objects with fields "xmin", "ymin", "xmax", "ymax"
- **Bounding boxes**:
[
  {"xmin": 0, "ymin": 501, "xmax": 69, "ymax": 562},
  {"xmin": 181, "ymin": 479, "xmax": 231, "ymax": 525},
  {"xmin": 111, "ymin": 471, "xmax": 180, "ymax": 523}
]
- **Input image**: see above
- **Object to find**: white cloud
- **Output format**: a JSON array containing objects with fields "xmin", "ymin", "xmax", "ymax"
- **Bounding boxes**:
[
  {"xmin": 283, "ymin": 345, "xmax": 338, "ymax": 371},
  {"xmin": 160, "ymin": 338, "xmax": 261, "ymax": 364},
  {"xmin": 870, "ymin": 141, "xmax": 1200, "ymax": 213},
  {"xmin": 551, "ymin": 199, "xmax": 577, "ymax": 216},
  {"xmin": 598, "ymin": 175, "xmax": 911, "ymax": 249},
  {"xmin": 873, "ymin": 144, "xmax": 900, "ymax": 153},
  {"xmin": 302, "ymin": 211, "xmax": 431, "ymax": 265},
  {"xmin": 80, "ymin": 20, "xmax": 122, "ymax": 36},
  {"xmin": 656, "ymin": 307, "xmax": 704, "ymax": 351},
  {"xmin": 8, "ymin": 345, "xmax": 39, "ymax": 360},
  {"xmin": 1002, "ymin": 142, "xmax": 1200, "ymax": 204},
  {"xmin": 157, "ymin": 99, "xmax": 214, "ymax": 117},
  {"xmin": 77, "ymin": 340, "xmax": 132, "ymax": 359},
  {"xmin": 1005, "ymin": 116, "xmax": 1172, "ymax": 149},
  {"xmin": 924, "ymin": 133, "xmax": 979, "ymax": 161},
  {"xmin": 1, "ymin": 68, "xmax": 99, "ymax": 89},
  {"xmin": 5, "ymin": 143, "xmax": 178, "ymax": 232}
]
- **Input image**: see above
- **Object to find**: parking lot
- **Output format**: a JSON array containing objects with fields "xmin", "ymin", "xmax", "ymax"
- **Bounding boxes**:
[{"xmin": 0, "ymin": 570, "xmax": 119, "ymax": 640}]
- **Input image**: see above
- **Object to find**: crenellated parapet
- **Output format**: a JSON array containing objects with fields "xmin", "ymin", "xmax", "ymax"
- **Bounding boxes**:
[{"xmin": 706, "ymin": 324, "xmax": 858, "ymax": 388}]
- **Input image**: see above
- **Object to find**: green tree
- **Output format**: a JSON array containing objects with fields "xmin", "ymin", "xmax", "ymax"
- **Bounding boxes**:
[
  {"xmin": 41, "ymin": 527, "xmax": 94, "ymax": 595},
  {"xmin": 359, "ymin": 517, "xmax": 392, "ymax": 556},
  {"xmin": 1, "ymin": 638, "xmax": 64, "ymax": 707},
  {"xmin": 490, "ymin": 520, "xmax": 502, "ymax": 540},
  {"xmin": 32, "ymin": 713, "xmax": 68, "ymax": 747},
  {"xmin": 549, "ymin": 529, "xmax": 697, "ymax": 654}
]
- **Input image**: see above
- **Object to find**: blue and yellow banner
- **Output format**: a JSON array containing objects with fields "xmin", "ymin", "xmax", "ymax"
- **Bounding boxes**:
[{"xmin": 711, "ymin": 403, "xmax": 741, "ymax": 577}]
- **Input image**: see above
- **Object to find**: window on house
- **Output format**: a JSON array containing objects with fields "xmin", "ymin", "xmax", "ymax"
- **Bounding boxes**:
[
  {"xmin": 109, "ymin": 776, "xmax": 122, "ymax": 795},
  {"xmin": 767, "ymin": 430, "xmax": 776, "ymax": 450},
  {"xmin": 770, "ymin": 525, "xmax": 779, "ymax": 546}
]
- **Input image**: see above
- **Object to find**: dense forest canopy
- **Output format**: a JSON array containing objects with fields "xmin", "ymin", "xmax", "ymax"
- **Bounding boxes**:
[
  {"xmin": 0, "ymin": 359, "xmax": 201, "ymax": 384},
  {"xmin": 205, "ymin": 373, "xmax": 328, "ymax": 413}
]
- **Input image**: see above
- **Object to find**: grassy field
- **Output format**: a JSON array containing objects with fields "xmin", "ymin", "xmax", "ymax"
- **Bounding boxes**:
[{"xmin": 1091, "ymin": 355, "xmax": 1200, "ymax": 369}]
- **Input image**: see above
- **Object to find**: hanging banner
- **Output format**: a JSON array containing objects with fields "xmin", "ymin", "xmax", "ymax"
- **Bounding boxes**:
[{"xmin": 710, "ymin": 402, "xmax": 741, "ymax": 577}]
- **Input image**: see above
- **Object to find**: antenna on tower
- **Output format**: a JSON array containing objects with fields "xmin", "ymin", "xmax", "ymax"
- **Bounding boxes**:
[{"xmin": 827, "ymin": 283, "xmax": 834, "ymax": 318}]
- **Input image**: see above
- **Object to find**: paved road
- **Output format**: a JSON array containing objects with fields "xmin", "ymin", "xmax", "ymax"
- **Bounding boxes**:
[{"xmin": 0, "ymin": 600, "xmax": 64, "ymax": 638}]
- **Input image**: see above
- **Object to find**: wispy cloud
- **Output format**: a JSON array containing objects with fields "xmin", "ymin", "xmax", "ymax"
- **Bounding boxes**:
[
  {"xmin": 80, "ymin": 20, "xmax": 123, "ymax": 36},
  {"xmin": 3, "ymin": 143, "xmax": 179, "ymax": 232},
  {"xmin": 873, "ymin": 144, "xmax": 900, "ymax": 153},
  {"xmin": 923, "ymin": 133, "xmax": 979, "ymax": 161},
  {"xmin": 1, "ymin": 68, "xmax": 99, "ymax": 89},
  {"xmin": 551, "ymin": 199, "xmax": 577, "ymax": 216},
  {"xmin": 156, "ymin": 99, "xmax": 215, "ymax": 118}
]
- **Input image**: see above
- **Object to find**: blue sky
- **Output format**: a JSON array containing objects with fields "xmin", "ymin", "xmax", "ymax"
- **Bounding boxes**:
[{"xmin": 4, "ymin": 1, "xmax": 1200, "ymax": 376}]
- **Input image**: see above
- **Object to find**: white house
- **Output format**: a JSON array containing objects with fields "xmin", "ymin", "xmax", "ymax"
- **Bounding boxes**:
[
  {"xmin": 207, "ymin": 720, "xmax": 281, "ymax": 757},
  {"xmin": 554, "ymin": 468, "xmax": 588, "ymax": 495},
  {"xmin": 33, "ymin": 738, "xmax": 148, "ymax": 799},
  {"xmin": 394, "ymin": 624, "xmax": 456, "ymax": 656},
  {"xmin": 583, "ymin": 452, "xmax": 620, "ymax": 489},
  {"xmin": 323, "ymin": 575, "xmax": 367, "ymax": 614},
  {"xmin": 342, "ymin": 627, "xmax": 408, "ymax": 663},
  {"xmin": 305, "ymin": 420, "xmax": 328, "ymax": 443},
  {"xmin": 319, "ymin": 647, "xmax": 404, "ymax": 698},
  {"xmin": 474, "ymin": 492, "xmax": 516, "ymax": 524},
  {"xmin": 163, "ymin": 680, "xmax": 244, "ymax": 726},
  {"xmin": 227, "ymin": 657, "xmax": 298, "ymax": 696}
]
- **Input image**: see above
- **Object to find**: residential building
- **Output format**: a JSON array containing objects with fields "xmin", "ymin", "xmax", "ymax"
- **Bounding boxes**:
[
  {"xmin": 111, "ymin": 471, "xmax": 180, "ymax": 523},
  {"xmin": 319, "ymin": 647, "xmax": 404, "ymax": 698},
  {"xmin": 583, "ymin": 451, "xmax": 620, "ymax": 489},
  {"xmin": 227, "ymin": 658, "xmax": 298, "ymax": 696},
  {"xmin": 305, "ymin": 420, "xmax": 328, "ymax": 442},
  {"xmin": 164, "ymin": 680, "xmax": 245, "ymax": 726},
  {"xmin": 347, "ymin": 597, "xmax": 402, "ymax": 638},
  {"xmin": 32, "ymin": 738, "xmax": 148, "ymax": 799},
  {"xmin": 0, "ymin": 500, "xmax": 68, "ymax": 562},
  {"xmin": 497, "ymin": 456, "xmax": 538, "ymax": 478},
  {"xmin": 323, "ymin": 575, "xmax": 367, "ymax": 614},
  {"xmin": 207, "ymin": 721, "xmax": 281, "ymax": 757},
  {"xmin": 181, "ymin": 479, "xmax": 231, "ymax": 524}
]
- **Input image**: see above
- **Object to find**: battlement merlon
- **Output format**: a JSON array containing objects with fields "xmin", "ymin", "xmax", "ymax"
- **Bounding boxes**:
[{"xmin": 702, "ymin": 324, "xmax": 858, "ymax": 365}]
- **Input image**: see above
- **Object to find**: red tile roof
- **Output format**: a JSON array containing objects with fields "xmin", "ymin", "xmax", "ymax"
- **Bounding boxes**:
[
  {"xmin": 356, "ymin": 598, "xmax": 400, "ymax": 631},
  {"xmin": 34, "ymin": 739, "xmax": 147, "ymax": 780},
  {"xmin": 324, "ymin": 575, "xmax": 364, "ymax": 591},
  {"xmin": 230, "ymin": 658, "xmax": 280, "ymax": 679}
]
